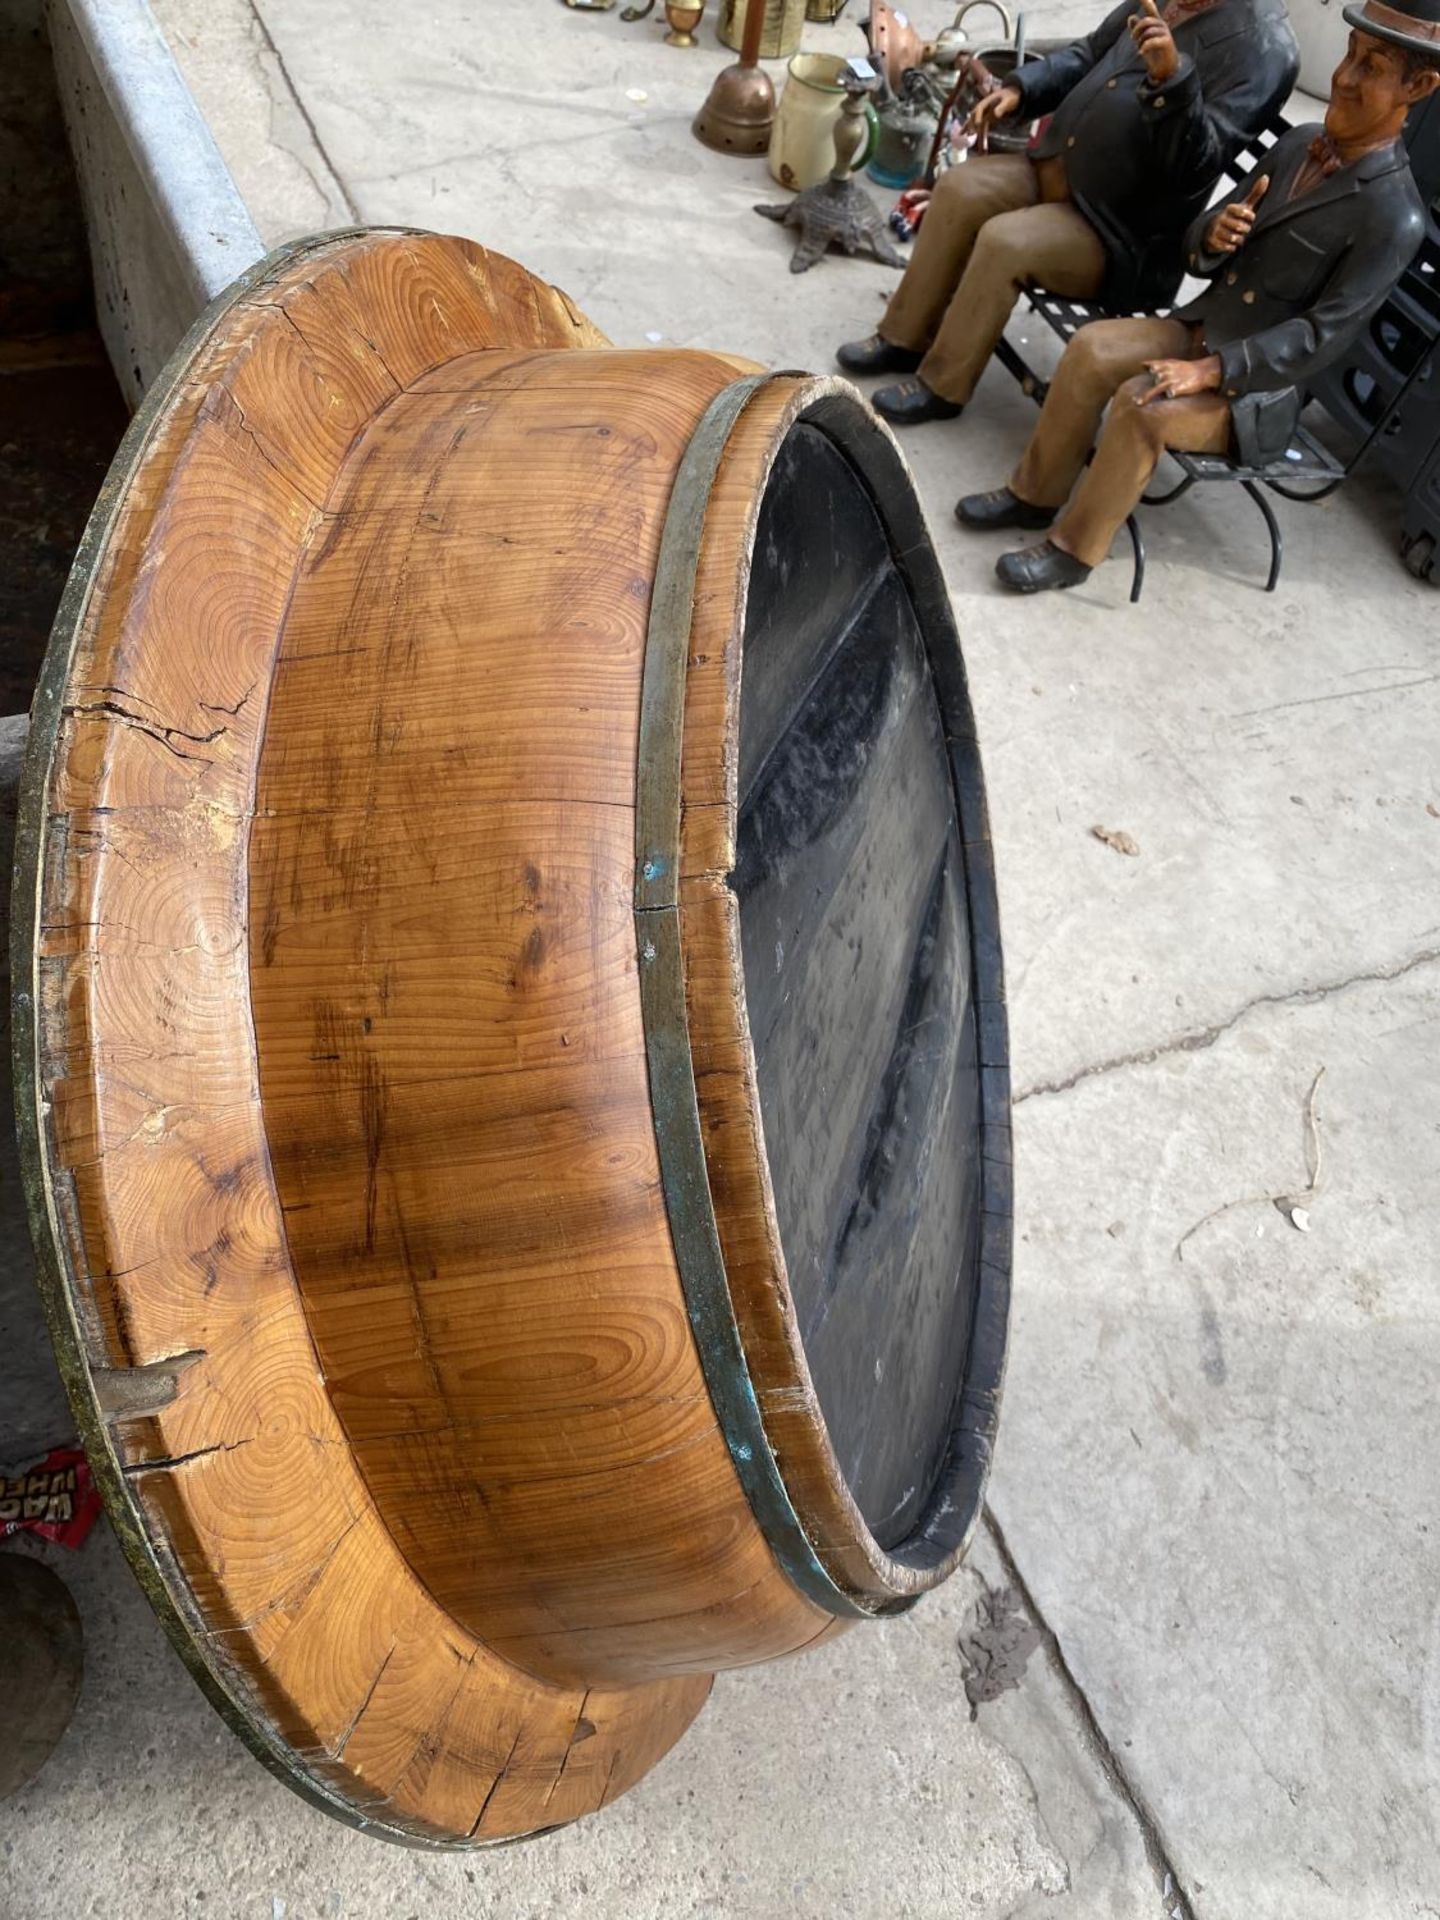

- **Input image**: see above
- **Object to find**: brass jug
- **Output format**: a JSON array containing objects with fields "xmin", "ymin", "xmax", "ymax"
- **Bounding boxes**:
[
  {"xmin": 769, "ymin": 49, "xmax": 879, "ymax": 190},
  {"xmin": 719, "ymin": 0, "xmax": 807, "ymax": 60}
]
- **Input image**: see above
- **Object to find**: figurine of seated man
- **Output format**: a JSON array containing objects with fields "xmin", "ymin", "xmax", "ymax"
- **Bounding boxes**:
[
  {"xmin": 836, "ymin": 0, "xmax": 1299, "ymax": 426},
  {"xmin": 957, "ymin": 2, "xmax": 1439, "ymax": 594}
]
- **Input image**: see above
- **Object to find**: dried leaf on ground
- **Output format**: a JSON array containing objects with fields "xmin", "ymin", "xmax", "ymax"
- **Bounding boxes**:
[
  {"xmin": 957, "ymin": 1584, "xmax": 1042, "ymax": 1719},
  {"xmin": 1091, "ymin": 824, "xmax": 1140, "ymax": 857}
]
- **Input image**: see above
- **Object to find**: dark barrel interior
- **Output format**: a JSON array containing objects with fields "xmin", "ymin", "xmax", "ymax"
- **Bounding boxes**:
[{"xmin": 734, "ymin": 422, "xmax": 983, "ymax": 1553}]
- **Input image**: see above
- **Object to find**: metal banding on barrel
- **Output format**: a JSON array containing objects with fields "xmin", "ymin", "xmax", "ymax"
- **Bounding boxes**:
[
  {"xmin": 634, "ymin": 372, "xmax": 871, "ymax": 1618},
  {"xmin": 636, "ymin": 377, "xmax": 1010, "ymax": 1618}
]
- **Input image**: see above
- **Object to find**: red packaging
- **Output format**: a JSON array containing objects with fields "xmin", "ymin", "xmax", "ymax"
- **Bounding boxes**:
[{"xmin": 0, "ymin": 1445, "xmax": 102, "ymax": 1550}]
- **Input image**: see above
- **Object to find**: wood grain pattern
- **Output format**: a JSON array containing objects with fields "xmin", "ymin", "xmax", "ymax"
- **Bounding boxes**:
[
  {"xmin": 246, "ymin": 343, "xmax": 831, "ymax": 1686},
  {"xmin": 22, "ymin": 234, "xmax": 718, "ymax": 1847},
  {"xmin": 19, "ymin": 229, "xmax": 1005, "ymax": 1849}
]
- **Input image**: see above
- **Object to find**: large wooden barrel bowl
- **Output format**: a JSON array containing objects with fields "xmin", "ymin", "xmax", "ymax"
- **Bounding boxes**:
[{"xmin": 13, "ymin": 231, "xmax": 1010, "ymax": 1847}]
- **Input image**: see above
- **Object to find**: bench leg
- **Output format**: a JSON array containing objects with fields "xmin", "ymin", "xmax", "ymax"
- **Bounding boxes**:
[
  {"xmin": 1126, "ymin": 514, "xmax": 1146, "ymax": 604},
  {"xmin": 1142, "ymin": 470, "xmax": 1196, "ymax": 508},
  {"xmin": 995, "ymin": 336, "xmax": 1050, "ymax": 405},
  {"xmin": 1268, "ymin": 475, "xmax": 1342, "ymax": 504},
  {"xmin": 1243, "ymin": 480, "xmax": 1283, "ymax": 593}
]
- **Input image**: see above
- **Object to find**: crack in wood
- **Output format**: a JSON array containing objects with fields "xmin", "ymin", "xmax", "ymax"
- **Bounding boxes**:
[
  {"xmin": 330, "ymin": 1643, "xmax": 397, "ymax": 1761},
  {"xmin": 468, "ymin": 1728, "xmax": 523, "ymax": 1839},
  {"xmin": 200, "ymin": 683, "xmax": 257, "ymax": 719},
  {"xmin": 61, "ymin": 699, "xmax": 227, "ymax": 764},
  {"xmin": 596, "ymin": 1749, "xmax": 623, "ymax": 1811},
  {"xmin": 121, "ymin": 1436, "xmax": 249, "ymax": 1475},
  {"xmin": 544, "ymin": 1690, "xmax": 592, "ymax": 1807},
  {"xmin": 219, "ymin": 1515, "xmax": 363, "ymax": 1635}
]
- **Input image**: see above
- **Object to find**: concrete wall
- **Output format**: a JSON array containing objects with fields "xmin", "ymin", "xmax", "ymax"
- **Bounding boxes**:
[{"xmin": 44, "ymin": 0, "xmax": 264, "ymax": 406}]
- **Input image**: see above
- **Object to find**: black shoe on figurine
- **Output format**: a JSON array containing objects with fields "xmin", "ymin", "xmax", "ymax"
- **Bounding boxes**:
[
  {"xmin": 955, "ymin": 488, "xmax": 1056, "ymax": 534},
  {"xmin": 836, "ymin": 334, "xmax": 924, "ymax": 377},
  {"xmin": 870, "ymin": 379, "xmax": 964, "ymax": 426},
  {"xmin": 995, "ymin": 541, "xmax": 1092, "ymax": 594}
]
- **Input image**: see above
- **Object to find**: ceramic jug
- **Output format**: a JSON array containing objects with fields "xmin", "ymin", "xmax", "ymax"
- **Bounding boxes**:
[{"xmin": 769, "ymin": 51, "xmax": 878, "ymax": 190}]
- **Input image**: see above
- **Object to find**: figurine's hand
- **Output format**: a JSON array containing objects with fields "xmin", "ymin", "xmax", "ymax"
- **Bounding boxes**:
[
  {"xmin": 1129, "ymin": 0, "xmax": 1181, "ymax": 86},
  {"xmin": 965, "ymin": 84, "xmax": 1023, "ymax": 150},
  {"xmin": 1135, "ymin": 353, "xmax": 1224, "ymax": 405},
  {"xmin": 1204, "ymin": 175, "xmax": 1270, "ymax": 255}
]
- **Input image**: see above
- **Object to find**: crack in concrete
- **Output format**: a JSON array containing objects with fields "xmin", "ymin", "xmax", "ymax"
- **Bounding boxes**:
[
  {"xmin": 982, "ymin": 1507, "xmax": 1198, "ymax": 1920},
  {"xmin": 249, "ymin": 0, "xmax": 361, "ymax": 224},
  {"xmin": 1015, "ymin": 944, "xmax": 1440, "ymax": 1106},
  {"xmin": 1232, "ymin": 669, "xmax": 1440, "ymax": 719}
]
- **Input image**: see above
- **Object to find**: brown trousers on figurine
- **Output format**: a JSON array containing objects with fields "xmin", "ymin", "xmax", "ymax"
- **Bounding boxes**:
[
  {"xmin": 881, "ymin": 153, "xmax": 1107, "ymax": 405},
  {"xmin": 1009, "ymin": 317, "xmax": 1236, "ymax": 568}
]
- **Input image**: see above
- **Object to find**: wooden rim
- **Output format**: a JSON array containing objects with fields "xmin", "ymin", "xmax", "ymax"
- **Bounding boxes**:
[
  {"xmin": 11, "ymin": 229, "xmax": 715, "ymax": 1847},
  {"xmin": 649, "ymin": 377, "xmax": 1013, "ymax": 1612},
  {"xmin": 633, "ymin": 370, "xmax": 872, "ymax": 1621}
]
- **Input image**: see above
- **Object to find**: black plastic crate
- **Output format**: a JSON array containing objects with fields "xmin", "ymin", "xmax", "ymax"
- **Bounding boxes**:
[
  {"xmin": 1404, "ymin": 90, "xmax": 1440, "ymax": 207},
  {"xmin": 1401, "ymin": 438, "xmax": 1440, "ymax": 584},
  {"xmin": 1312, "ymin": 231, "xmax": 1440, "ymax": 484}
]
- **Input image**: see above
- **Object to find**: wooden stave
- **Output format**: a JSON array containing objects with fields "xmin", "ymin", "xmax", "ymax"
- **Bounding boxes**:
[
  {"xmin": 12, "ymin": 232, "xmax": 716, "ymax": 1848},
  {"xmin": 244, "ymin": 346, "xmax": 1013, "ymax": 1654},
  {"xmin": 242, "ymin": 337, "xmax": 839, "ymax": 1688}
]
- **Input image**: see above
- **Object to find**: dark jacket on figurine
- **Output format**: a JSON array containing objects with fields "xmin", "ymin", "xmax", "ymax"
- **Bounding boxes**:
[
  {"xmin": 1012, "ymin": 0, "xmax": 1299, "ymax": 312},
  {"xmin": 1176, "ymin": 123, "xmax": 1428, "ymax": 465}
]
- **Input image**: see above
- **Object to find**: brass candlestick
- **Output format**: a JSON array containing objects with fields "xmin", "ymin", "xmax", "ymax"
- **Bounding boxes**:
[
  {"xmin": 755, "ymin": 60, "xmax": 905, "ymax": 272},
  {"xmin": 664, "ymin": 0, "xmax": 705, "ymax": 44}
]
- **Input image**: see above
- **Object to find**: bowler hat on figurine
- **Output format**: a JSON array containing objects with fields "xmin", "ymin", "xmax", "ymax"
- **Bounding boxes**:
[{"xmin": 1342, "ymin": 0, "xmax": 1440, "ymax": 55}]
